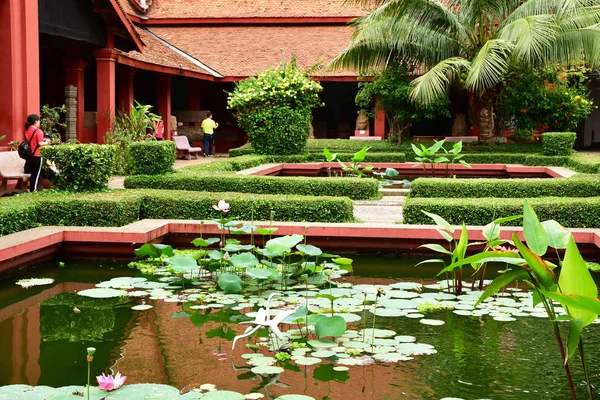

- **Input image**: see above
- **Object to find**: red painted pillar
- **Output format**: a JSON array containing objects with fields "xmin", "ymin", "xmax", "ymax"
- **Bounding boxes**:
[
  {"xmin": 188, "ymin": 79, "xmax": 201, "ymax": 110},
  {"xmin": 374, "ymin": 96, "xmax": 386, "ymax": 139},
  {"xmin": 117, "ymin": 65, "xmax": 136, "ymax": 113},
  {"xmin": 0, "ymin": 0, "xmax": 40, "ymax": 144},
  {"xmin": 63, "ymin": 53, "xmax": 87, "ymax": 142},
  {"xmin": 157, "ymin": 74, "xmax": 172, "ymax": 140},
  {"xmin": 94, "ymin": 33, "xmax": 117, "ymax": 144}
]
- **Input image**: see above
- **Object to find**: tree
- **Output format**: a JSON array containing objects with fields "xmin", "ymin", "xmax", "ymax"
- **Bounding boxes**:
[
  {"xmin": 331, "ymin": 0, "xmax": 600, "ymax": 143},
  {"xmin": 355, "ymin": 63, "xmax": 450, "ymax": 145}
]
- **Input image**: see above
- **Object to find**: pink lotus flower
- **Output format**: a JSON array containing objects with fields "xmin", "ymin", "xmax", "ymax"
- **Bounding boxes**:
[
  {"xmin": 499, "ymin": 246, "xmax": 519, "ymax": 253},
  {"xmin": 212, "ymin": 200, "xmax": 230, "ymax": 213},
  {"xmin": 97, "ymin": 372, "xmax": 127, "ymax": 391},
  {"xmin": 223, "ymin": 251, "xmax": 230, "ymax": 260}
]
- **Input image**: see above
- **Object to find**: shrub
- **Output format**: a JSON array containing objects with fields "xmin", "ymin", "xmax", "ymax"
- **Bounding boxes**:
[
  {"xmin": 228, "ymin": 60, "xmax": 322, "ymax": 155},
  {"xmin": 139, "ymin": 190, "xmax": 354, "ymax": 223},
  {"xmin": 237, "ymin": 106, "xmax": 311, "ymax": 155},
  {"xmin": 0, "ymin": 202, "xmax": 39, "ymax": 236},
  {"xmin": 41, "ymin": 144, "xmax": 115, "ymax": 191},
  {"xmin": 403, "ymin": 197, "xmax": 600, "ymax": 228},
  {"xmin": 409, "ymin": 176, "xmax": 600, "ymax": 198},
  {"xmin": 567, "ymin": 153, "xmax": 600, "ymax": 173},
  {"xmin": 0, "ymin": 189, "xmax": 355, "ymax": 236},
  {"xmin": 182, "ymin": 156, "xmax": 269, "ymax": 174},
  {"xmin": 124, "ymin": 174, "xmax": 380, "ymax": 200},
  {"xmin": 128, "ymin": 141, "xmax": 176, "ymax": 175},
  {"xmin": 542, "ymin": 132, "xmax": 577, "ymax": 156}
]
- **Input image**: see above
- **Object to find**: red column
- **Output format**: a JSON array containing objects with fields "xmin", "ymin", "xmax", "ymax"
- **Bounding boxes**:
[
  {"xmin": 117, "ymin": 65, "xmax": 136, "ymax": 113},
  {"xmin": 157, "ymin": 74, "xmax": 172, "ymax": 140},
  {"xmin": 63, "ymin": 55, "xmax": 87, "ymax": 142},
  {"xmin": 0, "ymin": 0, "xmax": 40, "ymax": 145},
  {"xmin": 374, "ymin": 97, "xmax": 386, "ymax": 139},
  {"xmin": 188, "ymin": 79, "xmax": 201, "ymax": 110},
  {"xmin": 94, "ymin": 34, "xmax": 117, "ymax": 144}
]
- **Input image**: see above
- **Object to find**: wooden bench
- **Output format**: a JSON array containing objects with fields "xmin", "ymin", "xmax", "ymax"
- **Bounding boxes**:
[
  {"xmin": 174, "ymin": 136, "xmax": 202, "ymax": 160},
  {"xmin": 0, "ymin": 151, "xmax": 29, "ymax": 196}
]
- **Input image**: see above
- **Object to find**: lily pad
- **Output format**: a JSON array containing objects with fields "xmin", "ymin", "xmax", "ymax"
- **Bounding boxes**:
[
  {"xmin": 251, "ymin": 366, "xmax": 284, "ymax": 375},
  {"xmin": 308, "ymin": 339, "xmax": 337, "ymax": 348},
  {"xmin": 16, "ymin": 278, "xmax": 54, "ymax": 288},
  {"xmin": 359, "ymin": 329, "xmax": 396, "ymax": 338},
  {"xmin": 420, "ymin": 319, "xmax": 445, "ymax": 326},
  {"xmin": 230, "ymin": 252, "xmax": 259, "ymax": 269},
  {"xmin": 275, "ymin": 395, "xmax": 315, "ymax": 400},
  {"xmin": 201, "ymin": 390, "xmax": 246, "ymax": 400},
  {"xmin": 131, "ymin": 304, "xmax": 153, "ymax": 310},
  {"xmin": 78, "ymin": 288, "xmax": 128, "ymax": 298},
  {"xmin": 295, "ymin": 357, "xmax": 322, "ymax": 366}
]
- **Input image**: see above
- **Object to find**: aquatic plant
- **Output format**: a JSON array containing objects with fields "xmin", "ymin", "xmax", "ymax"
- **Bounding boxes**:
[
  {"xmin": 86, "ymin": 347, "xmax": 95, "ymax": 400},
  {"xmin": 442, "ymin": 200, "xmax": 600, "ymax": 399},
  {"xmin": 336, "ymin": 145, "xmax": 374, "ymax": 177}
]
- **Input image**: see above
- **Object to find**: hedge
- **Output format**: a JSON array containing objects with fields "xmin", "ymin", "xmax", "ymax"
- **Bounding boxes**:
[
  {"xmin": 409, "ymin": 176, "xmax": 600, "ymax": 198},
  {"xmin": 41, "ymin": 144, "xmax": 115, "ymax": 191},
  {"xmin": 542, "ymin": 132, "xmax": 576, "ymax": 156},
  {"xmin": 566, "ymin": 154, "xmax": 600, "ymax": 174},
  {"xmin": 229, "ymin": 139, "xmax": 406, "ymax": 157},
  {"xmin": 403, "ymin": 196, "xmax": 600, "ymax": 228},
  {"xmin": 458, "ymin": 153, "xmax": 570, "ymax": 166},
  {"xmin": 0, "ymin": 189, "xmax": 355, "ymax": 236},
  {"xmin": 139, "ymin": 190, "xmax": 354, "ymax": 223},
  {"xmin": 128, "ymin": 141, "xmax": 176, "ymax": 175},
  {"xmin": 400, "ymin": 141, "xmax": 544, "ymax": 155},
  {"xmin": 124, "ymin": 174, "xmax": 380, "ymax": 200}
]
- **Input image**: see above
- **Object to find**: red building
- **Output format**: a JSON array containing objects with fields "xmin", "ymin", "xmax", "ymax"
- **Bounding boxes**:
[{"xmin": 0, "ymin": 0, "xmax": 387, "ymax": 152}]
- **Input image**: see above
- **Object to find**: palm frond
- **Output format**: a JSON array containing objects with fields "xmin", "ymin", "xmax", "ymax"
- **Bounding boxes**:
[
  {"xmin": 410, "ymin": 57, "xmax": 471, "ymax": 104},
  {"xmin": 552, "ymin": 26, "xmax": 600, "ymax": 66},
  {"xmin": 499, "ymin": 15, "xmax": 556, "ymax": 65},
  {"xmin": 330, "ymin": 15, "xmax": 462, "ymax": 72},
  {"xmin": 557, "ymin": 5, "xmax": 600, "ymax": 30},
  {"xmin": 464, "ymin": 39, "xmax": 514, "ymax": 93},
  {"xmin": 503, "ymin": 0, "xmax": 600, "ymax": 27},
  {"xmin": 460, "ymin": 0, "xmax": 521, "ymax": 28}
]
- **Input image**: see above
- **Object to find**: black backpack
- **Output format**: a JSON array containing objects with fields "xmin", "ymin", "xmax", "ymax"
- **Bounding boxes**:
[{"xmin": 18, "ymin": 129, "xmax": 39, "ymax": 160}]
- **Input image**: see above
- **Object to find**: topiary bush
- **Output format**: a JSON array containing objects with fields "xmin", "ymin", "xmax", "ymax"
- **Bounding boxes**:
[
  {"xmin": 542, "ymin": 132, "xmax": 577, "ymax": 156},
  {"xmin": 403, "ymin": 196, "xmax": 600, "ymax": 228},
  {"xmin": 409, "ymin": 176, "xmax": 600, "ymax": 198},
  {"xmin": 227, "ymin": 59, "xmax": 322, "ymax": 155},
  {"xmin": 128, "ymin": 140, "xmax": 176, "ymax": 175},
  {"xmin": 41, "ymin": 144, "xmax": 115, "ymax": 191}
]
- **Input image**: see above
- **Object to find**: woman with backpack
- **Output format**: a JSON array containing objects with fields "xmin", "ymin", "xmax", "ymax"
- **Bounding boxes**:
[{"xmin": 23, "ymin": 114, "xmax": 49, "ymax": 192}]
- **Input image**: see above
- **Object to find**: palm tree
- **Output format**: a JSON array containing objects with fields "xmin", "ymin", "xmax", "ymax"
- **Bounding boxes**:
[{"xmin": 331, "ymin": 0, "xmax": 600, "ymax": 142}]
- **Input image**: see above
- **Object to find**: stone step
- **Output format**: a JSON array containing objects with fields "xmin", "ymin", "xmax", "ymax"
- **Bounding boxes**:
[{"xmin": 380, "ymin": 188, "xmax": 410, "ymax": 196}]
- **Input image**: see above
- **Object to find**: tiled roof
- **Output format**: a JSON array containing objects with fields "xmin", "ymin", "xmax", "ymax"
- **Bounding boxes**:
[
  {"xmin": 148, "ymin": 25, "xmax": 358, "ymax": 77},
  {"xmin": 119, "ymin": 27, "xmax": 216, "ymax": 76},
  {"xmin": 119, "ymin": 0, "xmax": 370, "ymax": 19}
]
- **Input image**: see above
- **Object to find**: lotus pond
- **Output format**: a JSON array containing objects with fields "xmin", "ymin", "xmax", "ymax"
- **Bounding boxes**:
[{"xmin": 1, "ymin": 254, "xmax": 600, "ymax": 400}]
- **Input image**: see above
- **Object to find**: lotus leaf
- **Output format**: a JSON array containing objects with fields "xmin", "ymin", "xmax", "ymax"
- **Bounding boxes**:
[
  {"xmin": 218, "ymin": 273, "xmax": 244, "ymax": 293},
  {"xmin": 230, "ymin": 252, "xmax": 259, "ymax": 269}
]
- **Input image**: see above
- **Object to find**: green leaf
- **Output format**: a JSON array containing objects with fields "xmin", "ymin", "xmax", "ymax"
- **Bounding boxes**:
[
  {"xmin": 542, "ymin": 291, "xmax": 600, "ymax": 316},
  {"xmin": 333, "ymin": 257, "xmax": 353, "ymax": 266},
  {"xmin": 283, "ymin": 306, "xmax": 309, "ymax": 323},
  {"xmin": 135, "ymin": 243, "xmax": 174, "ymax": 258},
  {"xmin": 384, "ymin": 168, "xmax": 399, "ymax": 177},
  {"xmin": 475, "ymin": 268, "xmax": 530, "ymax": 306},
  {"xmin": 566, "ymin": 318, "xmax": 584, "ymax": 362},
  {"xmin": 217, "ymin": 273, "xmax": 243, "ymax": 293},
  {"xmin": 422, "ymin": 211, "xmax": 454, "ymax": 233},
  {"xmin": 315, "ymin": 315, "xmax": 347, "ymax": 338},
  {"xmin": 482, "ymin": 222, "xmax": 500, "ymax": 242},
  {"xmin": 541, "ymin": 220, "xmax": 571, "ymax": 250},
  {"xmin": 435, "ymin": 251, "xmax": 524, "ymax": 277},
  {"xmin": 230, "ymin": 252, "xmax": 259, "ymax": 269},
  {"xmin": 167, "ymin": 256, "xmax": 198, "ymax": 268},
  {"xmin": 411, "ymin": 143, "xmax": 423, "ymax": 157},
  {"xmin": 352, "ymin": 146, "xmax": 370, "ymax": 162},
  {"xmin": 323, "ymin": 146, "xmax": 334, "ymax": 162},
  {"xmin": 255, "ymin": 227, "xmax": 278, "ymax": 235},
  {"xmin": 207, "ymin": 250, "xmax": 223, "ymax": 261},
  {"xmin": 414, "ymin": 258, "xmax": 446, "ymax": 267},
  {"xmin": 247, "ymin": 268, "xmax": 274, "ymax": 280},
  {"xmin": 192, "ymin": 237, "xmax": 220, "ymax": 247},
  {"xmin": 264, "ymin": 243, "xmax": 292, "ymax": 257},
  {"xmin": 267, "ymin": 234, "xmax": 304, "ymax": 249},
  {"xmin": 429, "ymin": 139, "xmax": 446, "ymax": 154},
  {"xmin": 493, "ymin": 215, "xmax": 523, "ymax": 225},
  {"xmin": 513, "ymin": 234, "xmax": 555, "ymax": 290},
  {"xmin": 436, "ymin": 229, "xmax": 454, "ymax": 242},
  {"xmin": 558, "ymin": 236, "xmax": 598, "ymax": 325},
  {"xmin": 296, "ymin": 244, "xmax": 323, "ymax": 257},
  {"xmin": 454, "ymin": 223, "xmax": 469, "ymax": 263},
  {"xmin": 434, "ymin": 156, "xmax": 450, "ymax": 163},
  {"xmin": 223, "ymin": 244, "xmax": 255, "ymax": 253},
  {"xmin": 418, "ymin": 244, "xmax": 451, "ymax": 255},
  {"xmin": 523, "ymin": 199, "xmax": 549, "ymax": 256}
]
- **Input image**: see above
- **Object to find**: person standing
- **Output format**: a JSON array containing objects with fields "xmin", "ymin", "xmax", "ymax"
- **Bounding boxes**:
[
  {"xmin": 201, "ymin": 111, "xmax": 218, "ymax": 157},
  {"xmin": 153, "ymin": 117, "xmax": 164, "ymax": 141},
  {"xmin": 23, "ymin": 114, "xmax": 50, "ymax": 192}
]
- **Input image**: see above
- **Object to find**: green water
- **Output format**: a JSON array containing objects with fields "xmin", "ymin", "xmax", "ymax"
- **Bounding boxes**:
[{"xmin": 0, "ymin": 256, "xmax": 599, "ymax": 399}]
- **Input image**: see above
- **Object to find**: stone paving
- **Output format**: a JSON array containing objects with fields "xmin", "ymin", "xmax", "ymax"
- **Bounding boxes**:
[{"xmin": 353, "ymin": 196, "xmax": 405, "ymax": 224}]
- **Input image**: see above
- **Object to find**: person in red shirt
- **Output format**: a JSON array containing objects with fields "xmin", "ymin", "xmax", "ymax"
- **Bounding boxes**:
[
  {"xmin": 153, "ymin": 116, "xmax": 164, "ymax": 141},
  {"xmin": 23, "ymin": 114, "xmax": 50, "ymax": 192}
]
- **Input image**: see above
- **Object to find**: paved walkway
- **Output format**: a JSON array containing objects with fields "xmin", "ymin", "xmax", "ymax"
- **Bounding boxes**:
[
  {"xmin": 353, "ymin": 196, "xmax": 405, "ymax": 224},
  {"xmin": 108, "ymin": 155, "xmax": 222, "ymax": 189}
]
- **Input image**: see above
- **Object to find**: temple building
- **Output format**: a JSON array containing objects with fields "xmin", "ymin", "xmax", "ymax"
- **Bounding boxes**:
[{"xmin": 0, "ymin": 0, "xmax": 387, "ymax": 152}]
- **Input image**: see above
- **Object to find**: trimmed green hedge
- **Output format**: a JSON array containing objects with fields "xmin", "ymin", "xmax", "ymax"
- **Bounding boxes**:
[
  {"xmin": 229, "ymin": 139, "xmax": 406, "ymax": 157},
  {"xmin": 567, "ymin": 154, "xmax": 600, "ymax": 174},
  {"xmin": 0, "ymin": 189, "xmax": 355, "ymax": 236},
  {"xmin": 542, "ymin": 132, "xmax": 576, "ymax": 156},
  {"xmin": 400, "ymin": 141, "xmax": 544, "ymax": 155},
  {"xmin": 403, "ymin": 196, "xmax": 600, "ymax": 228},
  {"xmin": 409, "ymin": 176, "xmax": 600, "ymax": 198},
  {"xmin": 41, "ymin": 144, "xmax": 115, "ymax": 191},
  {"xmin": 139, "ymin": 190, "xmax": 353, "ymax": 223},
  {"xmin": 128, "ymin": 141, "xmax": 176, "ymax": 175},
  {"xmin": 124, "ymin": 174, "xmax": 380, "ymax": 200},
  {"xmin": 458, "ymin": 153, "xmax": 570, "ymax": 166}
]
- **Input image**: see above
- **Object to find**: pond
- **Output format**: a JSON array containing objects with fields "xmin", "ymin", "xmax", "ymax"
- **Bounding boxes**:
[{"xmin": 1, "ymin": 256, "xmax": 599, "ymax": 399}]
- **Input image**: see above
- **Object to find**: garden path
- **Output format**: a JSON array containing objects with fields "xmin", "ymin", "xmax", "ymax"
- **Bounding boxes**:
[
  {"xmin": 108, "ymin": 156, "xmax": 220, "ymax": 189},
  {"xmin": 354, "ymin": 196, "xmax": 404, "ymax": 224}
]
